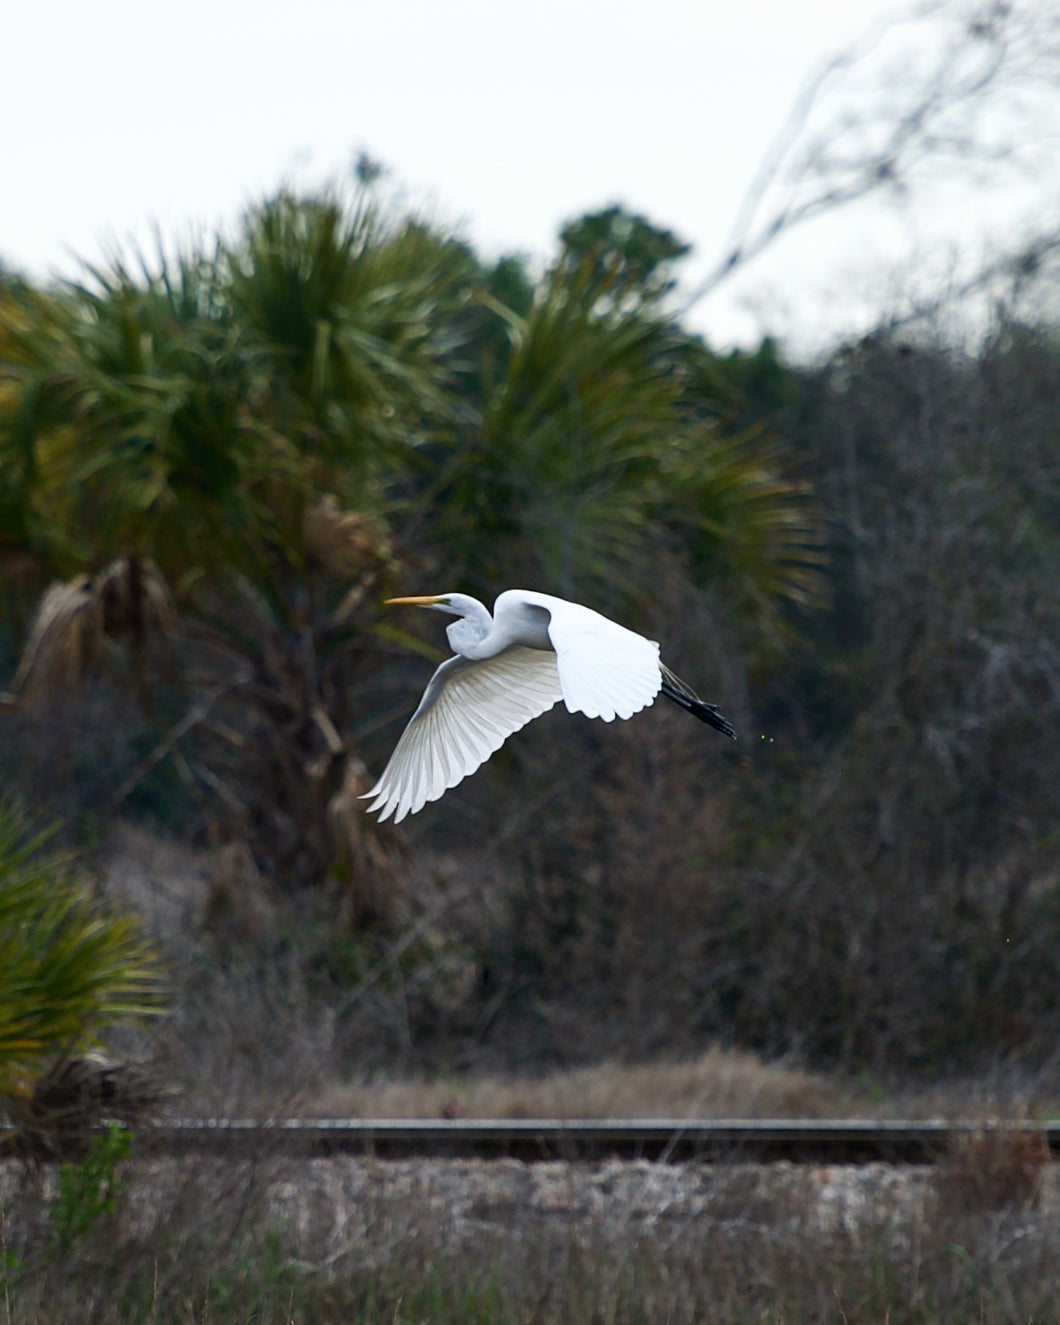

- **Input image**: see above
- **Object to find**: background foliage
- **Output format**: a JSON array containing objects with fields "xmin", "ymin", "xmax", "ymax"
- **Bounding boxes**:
[{"xmin": 1, "ymin": 176, "xmax": 1058, "ymax": 1091}]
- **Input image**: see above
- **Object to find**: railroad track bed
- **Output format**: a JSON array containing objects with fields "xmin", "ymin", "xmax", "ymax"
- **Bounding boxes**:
[
  {"xmin": 3, "ymin": 1145, "xmax": 1055, "ymax": 1257},
  {"xmin": 2, "ymin": 1119, "xmax": 1056, "ymax": 1277},
  {"xmin": 8, "ymin": 1117, "xmax": 1053, "ymax": 1164}
]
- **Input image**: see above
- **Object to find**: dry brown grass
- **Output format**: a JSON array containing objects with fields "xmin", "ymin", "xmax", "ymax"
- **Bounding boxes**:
[
  {"xmin": 935, "ymin": 1125, "xmax": 1051, "ymax": 1214},
  {"xmin": 4, "ymin": 1147, "xmax": 1060, "ymax": 1323},
  {"xmin": 315, "ymin": 1045, "xmax": 847, "ymax": 1119}
]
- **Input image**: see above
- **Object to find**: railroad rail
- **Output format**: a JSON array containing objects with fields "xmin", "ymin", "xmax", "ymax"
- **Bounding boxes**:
[{"xmin": 5, "ymin": 1118, "xmax": 1058, "ymax": 1164}]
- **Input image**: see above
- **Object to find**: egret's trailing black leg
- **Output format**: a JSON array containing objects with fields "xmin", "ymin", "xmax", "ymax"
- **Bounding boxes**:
[{"xmin": 660, "ymin": 668, "xmax": 737, "ymax": 738}]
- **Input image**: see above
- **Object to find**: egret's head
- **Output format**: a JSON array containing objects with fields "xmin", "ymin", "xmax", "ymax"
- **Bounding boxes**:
[{"xmin": 386, "ymin": 593, "xmax": 492, "ymax": 652}]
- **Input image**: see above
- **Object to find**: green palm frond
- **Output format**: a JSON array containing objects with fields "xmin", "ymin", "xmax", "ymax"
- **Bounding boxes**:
[
  {"xmin": 428, "ymin": 253, "xmax": 827, "ymax": 630},
  {"xmin": 662, "ymin": 424, "xmax": 830, "ymax": 633},
  {"xmin": 0, "ymin": 803, "xmax": 166, "ymax": 1103},
  {"xmin": 433, "ymin": 259, "xmax": 682, "ymax": 598},
  {"xmin": 227, "ymin": 189, "xmax": 466, "ymax": 476},
  {"xmin": 0, "ymin": 258, "xmax": 267, "ymax": 582}
]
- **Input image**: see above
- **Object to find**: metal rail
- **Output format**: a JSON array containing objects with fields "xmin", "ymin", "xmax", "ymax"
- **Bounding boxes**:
[{"xmin": 13, "ymin": 1117, "xmax": 1053, "ymax": 1164}]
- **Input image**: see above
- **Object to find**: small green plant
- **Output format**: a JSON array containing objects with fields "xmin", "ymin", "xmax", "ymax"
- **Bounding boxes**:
[
  {"xmin": 0, "ymin": 800, "xmax": 166, "ymax": 1107},
  {"xmin": 203, "ymin": 1228, "xmax": 302, "ymax": 1321},
  {"xmin": 0, "ymin": 1244, "xmax": 25, "ymax": 1312},
  {"xmin": 48, "ymin": 1122, "xmax": 133, "ymax": 1255}
]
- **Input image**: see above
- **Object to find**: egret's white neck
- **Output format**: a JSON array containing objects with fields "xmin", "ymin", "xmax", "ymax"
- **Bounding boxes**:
[{"xmin": 439, "ymin": 595, "xmax": 495, "ymax": 658}]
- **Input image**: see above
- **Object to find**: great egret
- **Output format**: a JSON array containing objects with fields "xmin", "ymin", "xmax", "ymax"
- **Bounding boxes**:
[{"xmin": 362, "ymin": 589, "xmax": 736, "ymax": 823}]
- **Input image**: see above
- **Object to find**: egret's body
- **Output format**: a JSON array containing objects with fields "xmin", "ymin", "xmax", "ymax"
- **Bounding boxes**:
[{"xmin": 363, "ymin": 590, "xmax": 735, "ymax": 823}]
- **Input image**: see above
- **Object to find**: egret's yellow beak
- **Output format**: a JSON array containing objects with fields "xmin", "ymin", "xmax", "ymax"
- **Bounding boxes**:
[{"xmin": 385, "ymin": 594, "xmax": 449, "ymax": 607}]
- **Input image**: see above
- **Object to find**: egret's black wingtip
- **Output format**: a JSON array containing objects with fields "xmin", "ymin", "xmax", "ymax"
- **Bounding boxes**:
[
  {"xmin": 660, "ymin": 673, "xmax": 737, "ymax": 739},
  {"xmin": 700, "ymin": 702, "xmax": 737, "ymax": 740}
]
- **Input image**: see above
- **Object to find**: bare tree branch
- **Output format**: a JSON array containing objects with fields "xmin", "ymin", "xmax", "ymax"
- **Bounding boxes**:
[
  {"xmin": 880, "ymin": 226, "xmax": 1060, "ymax": 333},
  {"xmin": 681, "ymin": 0, "xmax": 1060, "ymax": 316}
]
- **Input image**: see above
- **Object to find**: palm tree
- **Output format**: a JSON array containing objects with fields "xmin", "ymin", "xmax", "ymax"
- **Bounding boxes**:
[
  {"xmin": 420, "ymin": 237, "xmax": 826, "ymax": 632},
  {"xmin": 0, "ymin": 185, "xmax": 470, "ymax": 912},
  {"xmin": 2, "ymin": 180, "xmax": 827, "ymax": 918}
]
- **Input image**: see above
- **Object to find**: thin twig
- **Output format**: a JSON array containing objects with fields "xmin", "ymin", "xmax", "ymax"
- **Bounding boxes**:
[{"xmin": 106, "ymin": 681, "xmax": 250, "ymax": 815}]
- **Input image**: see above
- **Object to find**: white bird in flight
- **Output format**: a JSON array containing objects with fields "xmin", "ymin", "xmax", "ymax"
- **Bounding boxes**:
[{"xmin": 362, "ymin": 589, "xmax": 736, "ymax": 823}]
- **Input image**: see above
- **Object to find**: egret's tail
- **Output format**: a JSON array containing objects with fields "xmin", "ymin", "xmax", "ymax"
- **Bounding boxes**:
[{"xmin": 660, "ymin": 667, "xmax": 736, "ymax": 739}]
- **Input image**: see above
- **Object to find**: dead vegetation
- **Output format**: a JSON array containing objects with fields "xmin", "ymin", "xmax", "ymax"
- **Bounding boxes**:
[
  {"xmin": 85, "ymin": 821, "xmax": 1060, "ymax": 1130},
  {"xmin": 317, "ymin": 1045, "xmax": 845, "ymax": 1120},
  {"xmin": 935, "ymin": 1125, "xmax": 1052, "ymax": 1215},
  {"xmin": 2, "ymin": 1144, "xmax": 1060, "ymax": 1323},
  {"xmin": 9, "ymin": 557, "xmax": 174, "ymax": 709}
]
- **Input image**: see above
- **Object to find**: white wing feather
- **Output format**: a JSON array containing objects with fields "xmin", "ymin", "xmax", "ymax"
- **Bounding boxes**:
[
  {"xmin": 363, "ymin": 645, "xmax": 564, "ymax": 823},
  {"xmin": 514, "ymin": 591, "xmax": 662, "ymax": 721}
]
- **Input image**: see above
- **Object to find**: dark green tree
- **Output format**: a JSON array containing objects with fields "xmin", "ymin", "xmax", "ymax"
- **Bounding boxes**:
[{"xmin": 559, "ymin": 204, "xmax": 691, "ymax": 309}]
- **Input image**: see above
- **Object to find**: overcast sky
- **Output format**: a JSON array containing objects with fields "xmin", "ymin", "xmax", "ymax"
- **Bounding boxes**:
[{"xmin": 4, "ymin": 1, "xmax": 1055, "ymax": 352}]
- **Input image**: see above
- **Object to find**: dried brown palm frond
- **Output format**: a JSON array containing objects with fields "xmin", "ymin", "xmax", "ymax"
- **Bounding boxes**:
[
  {"xmin": 11, "ymin": 575, "xmax": 103, "ymax": 704},
  {"xmin": 97, "ymin": 555, "xmax": 176, "ymax": 712},
  {"xmin": 6, "ymin": 1052, "xmax": 170, "ymax": 1159},
  {"xmin": 202, "ymin": 836, "xmax": 278, "ymax": 945},
  {"xmin": 11, "ymin": 557, "xmax": 175, "ymax": 710},
  {"xmin": 97, "ymin": 555, "xmax": 176, "ymax": 643},
  {"xmin": 314, "ymin": 752, "xmax": 408, "ymax": 929},
  {"xmin": 303, "ymin": 495, "xmax": 392, "ymax": 577}
]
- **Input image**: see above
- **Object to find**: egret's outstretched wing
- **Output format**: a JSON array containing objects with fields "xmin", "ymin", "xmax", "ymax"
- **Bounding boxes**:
[
  {"xmin": 362, "ymin": 646, "xmax": 564, "ymax": 823},
  {"xmin": 526, "ymin": 592, "xmax": 662, "ymax": 721}
]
